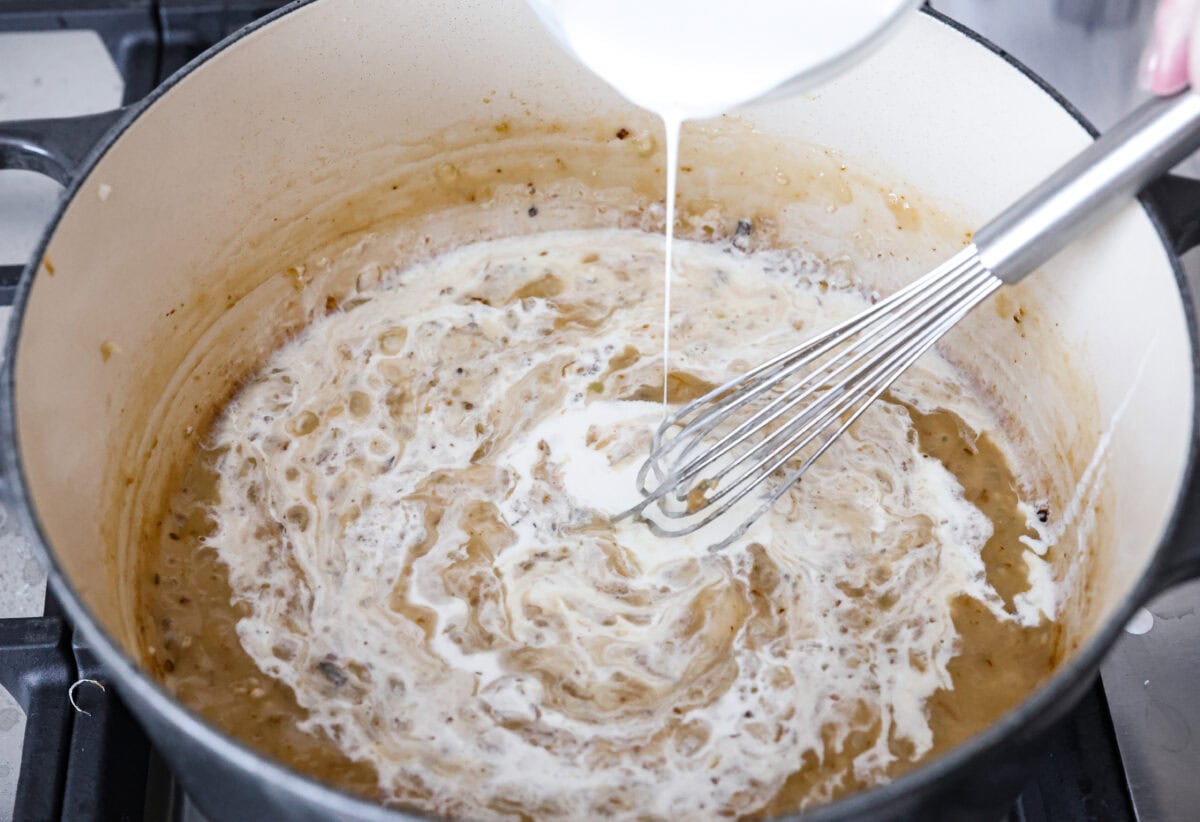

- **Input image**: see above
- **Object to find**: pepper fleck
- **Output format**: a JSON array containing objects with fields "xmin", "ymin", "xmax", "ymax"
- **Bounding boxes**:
[
  {"xmin": 528, "ymin": 206, "xmax": 539, "ymax": 217},
  {"xmin": 318, "ymin": 659, "xmax": 349, "ymax": 687}
]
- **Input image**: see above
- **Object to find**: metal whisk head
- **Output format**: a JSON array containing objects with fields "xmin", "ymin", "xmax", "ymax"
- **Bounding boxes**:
[{"xmin": 617, "ymin": 247, "xmax": 1001, "ymax": 549}]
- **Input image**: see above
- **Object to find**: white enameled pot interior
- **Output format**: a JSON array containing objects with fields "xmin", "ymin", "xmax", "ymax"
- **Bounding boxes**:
[{"xmin": 9, "ymin": 0, "xmax": 1192, "ymax": 801}]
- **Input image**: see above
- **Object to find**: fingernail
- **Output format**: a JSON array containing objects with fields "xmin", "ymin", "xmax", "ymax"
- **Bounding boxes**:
[
  {"xmin": 1141, "ymin": 0, "xmax": 1195, "ymax": 94},
  {"xmin": 1139, "ymin": 45, "xmax": 1189, "ymax": 94}
]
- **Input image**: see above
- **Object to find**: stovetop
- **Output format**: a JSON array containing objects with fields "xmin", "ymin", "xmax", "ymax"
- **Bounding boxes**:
[{"xmin": 1, "ymin": 1, "xmax": 1198, "ymax": 820}]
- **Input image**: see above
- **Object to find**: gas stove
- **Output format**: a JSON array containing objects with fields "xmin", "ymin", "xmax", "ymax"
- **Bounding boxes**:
[{"xmin": 0, "ymin": 1, "xmax": 1197, "ymax": 820}]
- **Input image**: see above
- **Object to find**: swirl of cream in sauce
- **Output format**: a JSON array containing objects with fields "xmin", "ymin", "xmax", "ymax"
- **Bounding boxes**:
[{"xmin": 202, "ymin": 229, "xmax": 1048, "ymax": 819}]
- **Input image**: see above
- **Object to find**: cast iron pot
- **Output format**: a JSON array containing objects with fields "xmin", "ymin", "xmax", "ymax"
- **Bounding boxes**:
[{"xmin": 3, "ymin": 1, "xmax": 1200, "ymax": 819}]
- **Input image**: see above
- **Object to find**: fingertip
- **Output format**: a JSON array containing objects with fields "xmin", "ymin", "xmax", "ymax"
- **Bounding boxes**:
[
  {"xmin": 1142, "ymin": 54, "xmax": 1191, "ymax": 94},
  {"xmin": 1142, "ymin": 0, "xmax": 1200, "ymax": 94}
]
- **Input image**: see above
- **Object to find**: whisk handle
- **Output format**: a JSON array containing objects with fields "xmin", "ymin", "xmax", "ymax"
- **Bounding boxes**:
[{"xmin": 975, "ymin": 91, "xmax": 1200, "ymax": 284}]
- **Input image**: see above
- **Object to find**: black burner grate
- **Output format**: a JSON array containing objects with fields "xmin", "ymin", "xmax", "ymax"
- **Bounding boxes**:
[
  {"xmin": 1008, "ymin": 682, "xmax": 1134, "ymax": 821},
  {"xmin": 0, "ymin": 593, "xmax": 151, "ymax": 821}
]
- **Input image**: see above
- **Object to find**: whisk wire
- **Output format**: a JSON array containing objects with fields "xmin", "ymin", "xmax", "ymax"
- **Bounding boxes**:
[
  {"xmin": 694, "ymin": 270, "xmax": 1002, "ymax": 550},
  {"xmin": 653, "ymin": 253, "xmax": 959, "ymax": 436},
  {"xmin": 621, "ymin": 248, "xmax": 1002, "ymax": 545},
  {"xmin": 635, "ymin": 251, "xmax": 965, "ymax": 472},
  {"xmin": 653, "ymin": 267, "xmax": 989, "ymax": 526},
  {"xmin": 645, "ymin": 250, "xmax": 991, "ymax": 502}
]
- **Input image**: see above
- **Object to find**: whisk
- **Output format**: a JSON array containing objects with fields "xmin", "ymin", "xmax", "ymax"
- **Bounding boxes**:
[{"xmin": 620, "ymin": 91, "xmax": 1200, "ymax": 548}]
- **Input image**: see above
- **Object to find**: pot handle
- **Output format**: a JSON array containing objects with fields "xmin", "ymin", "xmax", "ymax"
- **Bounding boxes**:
[
  {"xmin": 1145, "ymin": 172, "xmax": 1200, "ymax": 255},
  {"xmin": 0, "ymin": 108, "xmax": 126, "ymax": 300},
  {"xmin": 1141, "ymin": 174, "xmax": 1200, "ymax": 590},
  {"xmin": 0, "ymin": 108, "xmax": 125, "ymax": 186},
  {"xmin": 1149, "ymin": 442, "xmax": 1200, "ymax": 592},
  {"xmin": 1142, "ymin": 175, "xmax": 1200, "ymax": 256}
]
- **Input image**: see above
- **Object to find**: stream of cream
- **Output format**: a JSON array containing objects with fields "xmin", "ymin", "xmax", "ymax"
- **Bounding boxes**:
[
  {"xmin": 662, "ymin": 116, "xmax": 680, "ymax": 407},
  {"xmin": 525, "ymin": 0, "xmax": 917, "ymax": 407}
]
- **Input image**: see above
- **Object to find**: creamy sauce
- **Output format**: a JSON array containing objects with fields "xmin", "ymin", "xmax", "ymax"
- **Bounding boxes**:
[
  {"xmin": 527, "ymin": 0, "xmax": 917, "ymax": 405},
  {"xmin": 139, "ymin": 229, "xmax": 1061, "ymax": 819}
]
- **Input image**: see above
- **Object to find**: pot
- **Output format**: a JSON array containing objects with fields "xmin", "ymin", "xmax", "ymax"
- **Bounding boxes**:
[{"xmin": 2, "ymin": 1, "xmax": 1200, "ymax": 819}]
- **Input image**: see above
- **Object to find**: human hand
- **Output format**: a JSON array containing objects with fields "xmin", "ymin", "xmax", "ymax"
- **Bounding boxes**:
[{"xmin": 1142, "ymin": 0, "xmax": 1200, "ymax": 94}]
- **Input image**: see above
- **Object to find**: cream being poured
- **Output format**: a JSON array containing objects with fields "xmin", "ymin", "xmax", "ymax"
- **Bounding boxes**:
[{"xmin": 527, "ymin": 0, "xmax": 918, "ymax": 405}]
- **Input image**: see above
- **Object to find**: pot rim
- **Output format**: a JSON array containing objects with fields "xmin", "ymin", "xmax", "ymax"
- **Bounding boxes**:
[{"xmin": 2, "ymin": 2, "xmax": 1196, "ymax": 819}]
